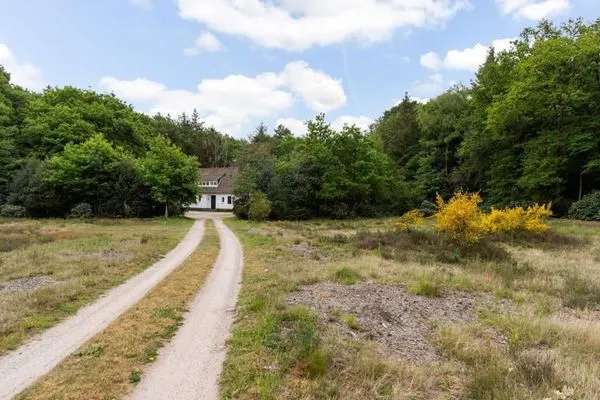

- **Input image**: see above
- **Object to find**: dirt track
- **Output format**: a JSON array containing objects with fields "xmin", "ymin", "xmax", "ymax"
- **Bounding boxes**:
[
  {"xmin": 0, "ymin": 220, "xmax": 205, "ymax": 400},
  {"xmin": 129, "ymin": 217, "xmax": 243, "ymax": 400}
]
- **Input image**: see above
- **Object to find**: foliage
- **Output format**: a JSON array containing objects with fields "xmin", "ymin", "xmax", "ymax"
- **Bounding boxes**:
[
  {"xmin": 568, "ymin": 192, "xmax": 600, "ymax": 221},
  {"xmin": 480, "ymin": 204, "xmax": 553, "ymax": 234},
  {"xmin": 436, "ymin": 192, "xmax": 553, "ymax": 244},
  {"xmin": 435, "ymin": 192, "xmax": 485, "ymax": 244},
  {"xmin": 139, "ymin": 137, "xmax": 200, "ymax": 217},
  {"xmin": 395, "ymin": 209, "xmax": 424, "ymax": 231},
  {"xmin": 0, "ymin": 204, "xmax": 27, "ymax": 218},
  {"xmin": 248, "ymin": 191, "xmax": 271, "ymax": 221},
  {"xmin": 68, "ymin": 203, "xmax": 93, "ymax": 219}
]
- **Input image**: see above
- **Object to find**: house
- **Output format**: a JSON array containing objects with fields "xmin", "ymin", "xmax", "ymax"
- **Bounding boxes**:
[{"xmin": 189, "ymin": 167, "xmax": 238, "ymax": 211}]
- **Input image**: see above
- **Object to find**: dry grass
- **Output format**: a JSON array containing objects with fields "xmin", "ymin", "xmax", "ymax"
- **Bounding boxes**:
[
  {"xmin": 0, "ymin": 217, "xmax": 193, "ymax": 354},
  {"xmin": 221, "ymin": 218, "xmax": 600, "ymax": 399},
  {"xmin": 16, "ymin": 220, "xmax": 219, "ymax": 400}
]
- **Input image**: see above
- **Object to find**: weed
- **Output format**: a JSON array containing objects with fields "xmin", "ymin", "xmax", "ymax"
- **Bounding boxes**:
[
  {"xmin": 408, "ymin": 277, "xmax": 441, "ymax": 297},
  {"xmin": 333, "ymin": 267, "xmax": 363, "ymax": 285},
  {"xmin": 129, "ymin": 370, "xmax": 141, "ymax": 384},
  {"xmin": 341, "ymin": 314, "xmax": 361, "ymax": 330}
]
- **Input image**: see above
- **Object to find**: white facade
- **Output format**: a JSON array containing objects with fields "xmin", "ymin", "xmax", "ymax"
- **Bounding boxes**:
[{"xmin": 189, "ymin": 194, "xmax": 234, "ymax": 210}]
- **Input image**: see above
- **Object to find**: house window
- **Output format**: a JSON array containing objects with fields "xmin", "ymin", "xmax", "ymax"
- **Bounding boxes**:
[
  {"xmin": 227, "ymin": 196, "xmax": 232, "ymax": 204},
  {"xmin": 222, "ymin": 197, "xmax": 225, "ymax": 202}
]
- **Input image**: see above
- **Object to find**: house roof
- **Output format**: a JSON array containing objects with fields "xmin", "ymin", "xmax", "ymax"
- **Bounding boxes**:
[{"xmin": 200, "ymin": 166, "xmax": 238, "ymax": 194}]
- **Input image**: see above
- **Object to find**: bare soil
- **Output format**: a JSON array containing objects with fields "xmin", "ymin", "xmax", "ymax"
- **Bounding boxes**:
[
  {"xmin": 0, "ymin": 275, "xmax": 57, "ymax": 293},
  {"xmin": 288, "ymin": 282, "xmax": 480, "ymax": 362}
]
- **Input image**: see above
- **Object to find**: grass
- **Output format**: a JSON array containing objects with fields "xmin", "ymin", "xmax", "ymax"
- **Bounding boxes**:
[
  {"xmin": 16, "ymin": 220, "xmax": 219, "ymax": 400},
  {"xmin": 221, "ymin": 217, "xmax": 600, "ymax": 399},
  {"xmin": 0, "ymin": 217, "xmax": 193, "ymax": 355}
]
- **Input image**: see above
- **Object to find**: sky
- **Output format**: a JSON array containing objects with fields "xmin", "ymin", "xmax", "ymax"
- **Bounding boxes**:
[{"xmin": 1, "ymin": 0, "xmax": 599, "ymax": 138}]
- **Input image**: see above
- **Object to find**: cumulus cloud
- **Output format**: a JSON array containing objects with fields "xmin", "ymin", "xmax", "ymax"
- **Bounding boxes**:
[
  {"xmin": 184, "ymin": 32, "xmax": 223, "ymax": 56},
  {"xmin": 411, "ymin": 73, "xmax": 446, "ymax": 98},
  {"xmin": 276, "ymin": 117, "xmax": 307, "ymax": 136},
  {"xmin": 0, "ymin": 43, "xmax": 46, "ymax": 90},
  {"xmin": 99, "ymin": 61, "xmax": 345, "ymax": 136},
  {"xmin": 420, "ymin": 38, "xmax": 515, "ymax": 72},
  {"xmin": 496, "ymin": 0, "xmax": 569, "ymax": 20},
  {"xmin": 177, "ymin": 0, "xmax": 471, "ymax": 51},
  {"xmin": 331, "ymin": 115, "xmax": 374, "ymax": 132}
]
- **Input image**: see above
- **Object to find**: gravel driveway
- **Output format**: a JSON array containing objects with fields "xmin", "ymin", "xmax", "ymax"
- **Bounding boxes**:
[
  {"xmin": 0, "ymin": 220, "xmax": 206, "ymax": 400},
  {"xmin": 129, "ymin": 217, "xmax": 243, "ymax": 400}
]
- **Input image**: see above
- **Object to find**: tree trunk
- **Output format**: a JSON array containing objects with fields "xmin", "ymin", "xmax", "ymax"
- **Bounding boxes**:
[
  {"xmin": 164, "ymin": 203, "xmax": 169, "ymax": 218},
  {"xmin": 579, "ymin": 172, "xmax": 583, "ymax": 201}
]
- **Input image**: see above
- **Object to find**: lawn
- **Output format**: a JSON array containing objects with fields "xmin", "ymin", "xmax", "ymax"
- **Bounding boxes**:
[
  {"xmin": 221, "ymin": 217, "xmax": 600, "ymax": 400},
  {"xmin": 0, "ymin": 217, "xmax": 193, "ymax": 354}
]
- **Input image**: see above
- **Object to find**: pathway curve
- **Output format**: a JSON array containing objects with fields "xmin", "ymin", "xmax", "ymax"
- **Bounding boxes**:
[
  {"xmin": 130, "ymin": 217, "xmax": 243, "ymax": 400},
  {"xmin": 0, "ymin": 220, "xmax": 206, "ymax": 400}
]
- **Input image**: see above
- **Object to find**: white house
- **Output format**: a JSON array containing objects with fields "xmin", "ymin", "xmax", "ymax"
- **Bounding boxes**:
[{"xmin": 189, "ymin": 167, "xmax": 238, "ymax": 211}]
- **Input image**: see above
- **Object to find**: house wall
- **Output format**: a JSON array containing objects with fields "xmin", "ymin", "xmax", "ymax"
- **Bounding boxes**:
[{"xmin": 189, "ymin": 194, "xmax": 234, "ymax": 210}]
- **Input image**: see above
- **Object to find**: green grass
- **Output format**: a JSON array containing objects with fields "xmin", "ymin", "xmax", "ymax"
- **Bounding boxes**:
[
  {"xmin": 0, "ymin": 217, "xmax": 192, "ymax": 355},
  {"xmin": 221, "ymin": 217, "xmax": 600, "ymax": 399}
]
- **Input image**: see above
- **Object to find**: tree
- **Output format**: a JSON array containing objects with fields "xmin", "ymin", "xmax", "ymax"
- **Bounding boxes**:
[{"xmin": 140, "ymin": 137, "xmax": 200, "ymax": 217}]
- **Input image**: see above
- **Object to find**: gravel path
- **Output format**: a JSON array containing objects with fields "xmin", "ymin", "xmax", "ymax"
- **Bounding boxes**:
[
  {"xmin": 130, "ymin": 217, "xmax": 243, "ymax": 400},
  {"xmin": 0, "ymin": 220, "xmax": 205, "ymax": 400}
]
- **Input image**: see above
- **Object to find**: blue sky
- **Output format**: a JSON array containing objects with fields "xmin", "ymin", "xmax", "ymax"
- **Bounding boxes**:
[{"xmin": 1, "ymin": 0, "xmax": 598, "ymax": 137}]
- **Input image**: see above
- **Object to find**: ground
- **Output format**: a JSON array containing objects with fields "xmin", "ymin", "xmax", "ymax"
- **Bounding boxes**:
[
  {"xmin": 220, "ymin": 217, "xmax": 600, "ymax": 400},
  {"xmin": 0, "ymin": 217, "xmax": 192, "ymax": 354}
]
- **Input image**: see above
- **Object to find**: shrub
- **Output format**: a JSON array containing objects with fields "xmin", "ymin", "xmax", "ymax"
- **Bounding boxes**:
[
  {"xmin": 0, "ymin": 204, "xmax": 27, "ymax": 218},
  {"xmin": 435, "ymin": 192, "xmax": 552, "ymax": 244},
  {"xmin": 435, "ymin": 192, "xmax": 485, "ymax": 244},
  {"xmin": 568, "ymin": 192, "xmax": 600, "ymax": 221},
  {"xmin": 395, "ymin": 209, "xmax": 424, "ymax": 231},
  {"xmin": 69, "ymin": 202, "xmax": 93, "ymax": 219},
  {"xmin": 248, "ymin": 191, "xmax": 271, "ymax": 221},
  {"xmin": 480, "ymin": 204, "xmax": 552, "ymax": 234},
  {"xmin": 419, "ymin": 199, "xmax": 437, "ymax": 216}
]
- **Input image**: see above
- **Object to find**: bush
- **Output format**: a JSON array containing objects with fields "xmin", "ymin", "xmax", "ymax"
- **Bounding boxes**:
[
  {"xmin": 395, "ymin": 209, "xmax": 424, "ymax": 231},
  {"xmin": 248, "ymin": 191, "xmax": 271, "ymax": 221},
  {"xmin": 435, "ymin": 192, "xmax": 552, "ymax": 244},
  {"xmin": 480, "ymin": 204, "xmax": 552, "ymax": 234},
  {"xmin": 0, "ymin": 204, "xmax": 27, "ymax": 218},
  {"xmin": 69, "ymin": 202, "xmax": 93, "ymax": 219},
  {"xmin": 568, "ymin": 192, "xmax": 600, "ymax": 221},
  {"xmin": 435, "ymin": 192, "xmax": 485, "ymax": 244},
  {"xmin": 419, "ymin": 199, "xmax": 437, "ymax": 216}
]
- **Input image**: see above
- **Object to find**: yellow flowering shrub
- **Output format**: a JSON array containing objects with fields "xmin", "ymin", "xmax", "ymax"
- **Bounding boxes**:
[
  {"xmin": 435, "ymin": 192, "xmax": 553, "ymax": 244},
  {"xmin": 395, "ymin": 209, "xmax": 425, "ymax": 231},
  {"xmin": 480, "ymin": 204, "xmax": 552, "ymax": 234},
  {"xmin": 435, "ymin": 192, "xmax": 486, "ymax": 244}
]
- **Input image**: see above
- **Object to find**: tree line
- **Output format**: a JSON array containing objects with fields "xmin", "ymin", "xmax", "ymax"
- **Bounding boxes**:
[
  {"xmin": 0, "ymin": 73, "xmax": 243, "ymax": 217},
  {"xmin": 1, "ymin": 19, "xmax": 598, "ymax": 220},
  {"xmin": 235, "ymin": 19, "xmax": 600, "ymax": 219}
]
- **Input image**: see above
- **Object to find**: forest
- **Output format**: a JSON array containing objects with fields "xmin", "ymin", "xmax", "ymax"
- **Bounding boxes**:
[{"xmin": 0, "ymin": 19, "xmax": 599, "ymax": 220}]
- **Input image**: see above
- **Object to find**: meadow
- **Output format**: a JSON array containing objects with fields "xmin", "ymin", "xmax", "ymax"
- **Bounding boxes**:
[
  {"xmin": 0, "ymin": 217, "xmax": 192, "ymax": 354},
  {"xmin": 221, "ymin": 217, "xmax": 600, "ymax": 400}
]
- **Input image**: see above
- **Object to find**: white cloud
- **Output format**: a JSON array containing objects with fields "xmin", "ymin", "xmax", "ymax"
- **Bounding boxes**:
[
  {"xmin": 420, "ymin": 52, "xmax": 443, "ymax": 70},
  {"xmin": 129, "ymin": 0, "xmax": 153, "ymax": 10},
  {"xmin": 276, "ymin": 117, "xmax": 307, "ymax": 136},
  {"xmin": 177, "ymin": 0, "xmax": 471, "ymax": 51},
  {"xmin": 411, "ymin": 73, "xmax": 446, "ymax": 98},
  {"xmin": 331, "ymin": 115, "xmax": 374, "ymax": 132},
  {"xmin": 279, "ymin": 61, "xmax": 346, "ymax": 112},
  {"xmin": 184, "ymin": 32, "xmax": 223, "ymax": 56},
  {"xmin": 421, "ymin": 38, "xmax": 516, "ymax": 72},
  {"xmin": 496, "ymin": 0, "xmax": 569, "ymax": 20},
  {"xmin": 99, "ymin": 61, "xmax": 346, "ymax": 136},
  {"xmin": 0, "ymin": 43, "xmax": 46, "ymax": 90}
]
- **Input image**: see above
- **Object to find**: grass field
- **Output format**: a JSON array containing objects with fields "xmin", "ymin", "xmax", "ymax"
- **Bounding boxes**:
[
  {"xmin": 17, "ymin": 220, "xmax": 219, "ymax": 400},
  {"xmin": 0, "ymin": 217, "xmax": 193, "ymax": 355},
  {"xmin": 221, "ymin": 217, "xmax": 600, "ymax": 400}
]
